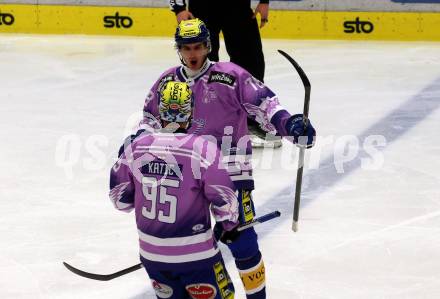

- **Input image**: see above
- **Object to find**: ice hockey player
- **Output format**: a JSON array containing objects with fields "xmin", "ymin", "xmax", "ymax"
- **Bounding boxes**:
[
  {"xmin": 169, "ymin": 0, "xmax": 275, "ymax": 148},
  {"xmin": 138, "ymin": 19, "xmax": 316, "ymax": 299},
  {"xmin": 110, "ymin": 81, "xmax": 239, "ymax": 299}
]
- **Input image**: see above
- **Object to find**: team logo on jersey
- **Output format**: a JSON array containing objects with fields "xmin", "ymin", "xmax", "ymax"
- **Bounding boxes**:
[
  {"xmin": 186, "ymin": 284, "xmax": 217, "ymax": 299},
  {"xmin": 151, "ymin": 280, "xmax": 173, "ymax": 298},
  {"xmin": 208, "ymin": 71, "xmax": 236, "ymax": 87},
  {"xmin": 202, "ymin": 86, "xmax": 218, "ymax": 104}
]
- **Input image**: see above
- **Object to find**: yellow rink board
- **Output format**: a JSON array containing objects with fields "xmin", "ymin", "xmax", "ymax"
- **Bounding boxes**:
[
  {"xmin": 0, "ymin": 5, "xmax": 177, "ymax": 36},
  {"xmin": 1, "ymin": 4, "xmax": 440, "ymax": 41},
  {"xmin": 267, "ymin": 10, "xmax": 440, "ymax": 41}
]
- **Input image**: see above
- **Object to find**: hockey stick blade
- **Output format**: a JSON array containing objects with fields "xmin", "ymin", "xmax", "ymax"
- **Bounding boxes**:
[
  {"xmin": 63, "ymin": 211, "xmax": 280, "ymax": 281},
  {"xmin": 277, "ymin": 49, "xmax": 311, "ymax": 232},
  {"xmin": 277, "ymin": 49, "xmax": 311, "ymax": 120},
  {"xmin": 63, "ymin": 261, "xmax": 143, "ymax": 281}
]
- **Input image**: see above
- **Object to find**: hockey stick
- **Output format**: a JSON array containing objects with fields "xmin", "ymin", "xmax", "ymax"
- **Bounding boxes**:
[
  {"xmin": 63, "ymin": 210, "xmax": 281, "ymax": 281},
  {"xmin": 63, "ymin": 261, "xmax": 143, "ymax": 281},
  {"xmin": 237, "ymin": 210, "xmax": 280, "ymax": 231},
  {"xmin": 277, "ymin": 49, "xmax": 311, "ymax": 232}
]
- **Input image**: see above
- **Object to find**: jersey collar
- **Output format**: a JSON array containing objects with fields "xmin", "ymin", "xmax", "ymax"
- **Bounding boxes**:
[{"xmin": 178, "ymin": 59, "xmax": 213, "ymax": 84}]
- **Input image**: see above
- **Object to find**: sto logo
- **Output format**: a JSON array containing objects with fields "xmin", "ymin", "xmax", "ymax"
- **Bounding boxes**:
[{"xmin": 0, "ymin": 12, "xmax": 14, "ymax": 26}]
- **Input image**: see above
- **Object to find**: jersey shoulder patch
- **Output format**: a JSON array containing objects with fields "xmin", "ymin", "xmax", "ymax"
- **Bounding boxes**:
[{"xmin": 208, "ymin": 71, "xmax": 236, "ymax": 86}]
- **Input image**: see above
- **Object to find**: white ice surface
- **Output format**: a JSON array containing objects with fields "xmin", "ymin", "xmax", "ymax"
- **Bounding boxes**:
[{"xmin": 1, "ymin": 34, "xmax": 440, "ymax": 299}]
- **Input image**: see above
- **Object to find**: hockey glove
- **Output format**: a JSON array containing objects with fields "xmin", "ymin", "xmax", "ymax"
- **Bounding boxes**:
[
  {"xmin": 285, "ymin": 114, "xmax": 316, "ymax": 148},
  {"xmin": 213, "ymin": 222, "xmax": 241, "ymax": 244}
]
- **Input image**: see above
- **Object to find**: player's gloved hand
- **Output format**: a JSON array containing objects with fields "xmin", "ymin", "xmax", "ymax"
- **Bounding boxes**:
[
  {"xmin": 213, "ymin": 223, "xmax": 241, "ymax": 244},
  {"xmin": 285, "ymin": 114, "xmax": 316, "ymax": 148},
  {"xmin": 117, "ymin": 129, "xmax": 146, "ymax": 157}
]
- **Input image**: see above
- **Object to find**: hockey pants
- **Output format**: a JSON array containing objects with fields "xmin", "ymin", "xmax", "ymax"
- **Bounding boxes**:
[{"xmin": 142, "ymin": 256, "xmax": 235, "ymax": 299}]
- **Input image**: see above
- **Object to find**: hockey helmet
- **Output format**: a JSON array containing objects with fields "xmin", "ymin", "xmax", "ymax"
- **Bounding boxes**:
[
  {"xmin": 159, "ymin": 81, "xmax": 193, "ymax": 123},
  {"xmin": 175, "ymin": 18, "xmax": 211, "ymax": 49}
]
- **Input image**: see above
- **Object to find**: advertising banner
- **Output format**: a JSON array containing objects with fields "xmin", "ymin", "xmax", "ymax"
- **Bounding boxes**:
[{"xmin": 1, "ymin": 1, "xmax": 439, "ymax": 40}]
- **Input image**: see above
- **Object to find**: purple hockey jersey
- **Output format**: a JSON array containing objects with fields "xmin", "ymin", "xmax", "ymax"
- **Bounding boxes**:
[
  {"xmin": 109, "ymin": 131, "xmax": 239, "ymax": 271},
  {"xmin": 141, "ymin": 62, "xmax": 294, "ymax": 190}
]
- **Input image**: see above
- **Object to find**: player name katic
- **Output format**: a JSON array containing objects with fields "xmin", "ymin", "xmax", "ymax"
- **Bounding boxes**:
[{"xmin": 142, "ymin": 161, "xmax": 182, "ymax": 178}]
